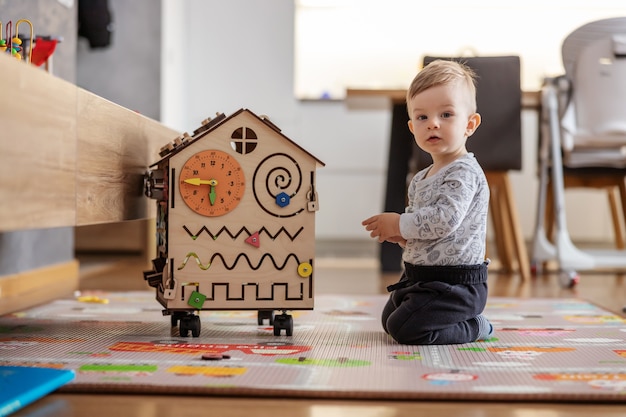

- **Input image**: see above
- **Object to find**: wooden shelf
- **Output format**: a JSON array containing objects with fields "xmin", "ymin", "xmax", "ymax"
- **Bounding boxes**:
[{"xmin": 0, "ymin": 53, "xmax": 180, "ymax": 232}]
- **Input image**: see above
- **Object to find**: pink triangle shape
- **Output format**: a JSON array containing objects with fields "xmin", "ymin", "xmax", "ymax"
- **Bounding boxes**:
[{"xmin": 245, "ymin": 232, "xmax": 261, "ymax": 248}]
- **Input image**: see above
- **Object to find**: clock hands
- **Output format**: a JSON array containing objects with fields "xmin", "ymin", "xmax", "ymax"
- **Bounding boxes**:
[
  {"xmin": 184, "ymin": 178, "xmax": 218, "ymax": 205},
  {"xmin": 183, "ymin": 178, "xmax": 218, "ymax": 186}
]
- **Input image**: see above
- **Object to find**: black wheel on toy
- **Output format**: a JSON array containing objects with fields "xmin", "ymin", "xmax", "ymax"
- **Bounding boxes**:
[
  {"xmin": 273, "ymin": 315, "xmax": 286, "ymax": 336},
  {"xmin": 285, "ymin": 315, "xmax": 293, "ymax": 336},
  {"xmin": 258, "ymin": 310, "xmax": 275, "ymax": 325},
  {"xmin": 273, "ymin": 318, "xmax": 283, "ymax": 336},
  {"xmin": 273, "ymin": 313, "xmax": 293, "ymax": 336},
  {"xmin": 171, "ymin": 312, "xmax": 185, "ymax": 327},
  {"xmin": 179, "ymin": 316, "xmax": 190, "ymax": 337},
  {"xmin": 191, "ymin": 315, "xmax": 201, "ymax": 337}
]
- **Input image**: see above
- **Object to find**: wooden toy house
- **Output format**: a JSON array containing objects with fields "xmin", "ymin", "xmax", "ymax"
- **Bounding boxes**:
[{"xmin": 144, "ymin": 109, "xmax": 324, "ymax": 337}]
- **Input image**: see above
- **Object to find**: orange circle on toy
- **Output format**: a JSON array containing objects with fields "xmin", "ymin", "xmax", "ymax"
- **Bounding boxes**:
[{"xmin": 179, "ymin": 150, "xmax": 245, "ymax": 217}]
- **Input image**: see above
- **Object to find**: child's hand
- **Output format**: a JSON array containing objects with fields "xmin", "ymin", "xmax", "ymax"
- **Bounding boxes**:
[
  {"xmin": 362, "ymin": 213, "xmax": 401, "ymax": 243},
  {"xmin": 385, "ymin": 236, "xmax": 407, "ymax": 247}
]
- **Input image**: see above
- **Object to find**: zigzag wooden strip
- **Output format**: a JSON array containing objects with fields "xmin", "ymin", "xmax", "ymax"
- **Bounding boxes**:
[{"xmin": 182, "ymin": 225, "xmax": 304, "ymax": 241}]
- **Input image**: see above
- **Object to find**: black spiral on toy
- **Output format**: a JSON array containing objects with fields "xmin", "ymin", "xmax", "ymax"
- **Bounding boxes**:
[{"xmin": 253, "ymin": 153, "xmax": 304, "ymax": 217}]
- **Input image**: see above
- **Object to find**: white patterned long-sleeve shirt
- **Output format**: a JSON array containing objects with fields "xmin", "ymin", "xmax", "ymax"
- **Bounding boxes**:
[{"xmin": 399, "ymin": 153, "xmax": 489, "ymax": 266}]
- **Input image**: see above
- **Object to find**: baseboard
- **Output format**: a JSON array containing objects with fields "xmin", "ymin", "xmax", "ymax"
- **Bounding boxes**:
[{"xmin": 0, "ymin": 260, "xmax": 80, "ymax": 315}]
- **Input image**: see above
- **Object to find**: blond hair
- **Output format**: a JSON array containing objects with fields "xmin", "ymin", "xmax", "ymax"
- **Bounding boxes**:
[{"xmin": 406, "ymin": 59, "xmax": 478, "ymax": 113}]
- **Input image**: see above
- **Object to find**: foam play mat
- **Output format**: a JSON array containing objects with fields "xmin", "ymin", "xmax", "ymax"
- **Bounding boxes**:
[{"xmin": 2, "ymin": 292, "xmax": 626, "ymax": 401}]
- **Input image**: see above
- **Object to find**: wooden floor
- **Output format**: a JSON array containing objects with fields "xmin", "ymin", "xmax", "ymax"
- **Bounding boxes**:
[{"xmin": 14, "ymin": 242, "xmax": 626, "ymax": 417}]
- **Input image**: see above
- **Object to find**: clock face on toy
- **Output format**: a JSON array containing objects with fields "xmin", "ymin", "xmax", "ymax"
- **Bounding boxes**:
[{"xmin": 178, "ymin": 149, "xmax": 245, "ymax": 216}]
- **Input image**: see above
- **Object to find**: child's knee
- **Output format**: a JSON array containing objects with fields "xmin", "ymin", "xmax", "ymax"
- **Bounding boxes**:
[
  {"xmin": 385, "ymin": 319, "xmax": 434, "ymax": 345},
  {"xmin": 390, "ymin": 329, "xmax": 435, "ymax": 345}
]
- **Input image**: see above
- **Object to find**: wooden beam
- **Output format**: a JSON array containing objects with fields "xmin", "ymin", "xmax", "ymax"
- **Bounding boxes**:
[
  {"xmin": 75, "ymin": 89, "xmax": 178, "ymax": 225},
  {"xmin": 0, "ymin": 53, "xmax": 181, "ymax": 231},
  {"xmin": 0, "ymin": 54, "xmax": 77, "ymax": 230}
]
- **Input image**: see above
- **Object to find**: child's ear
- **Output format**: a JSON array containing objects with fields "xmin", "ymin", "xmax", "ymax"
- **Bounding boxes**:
[
  {"xmin": 407, "ymin": 119, "xmax": 415, "ymax": 134},
  {"xmin": 465, "ymin": 113, "xmax": 481, "ymax": 137}
]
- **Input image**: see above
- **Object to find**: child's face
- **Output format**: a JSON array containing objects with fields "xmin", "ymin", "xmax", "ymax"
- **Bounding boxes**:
[{"xmin": 407, "ymin": 82, "xmax": 480, "ymax": 166}]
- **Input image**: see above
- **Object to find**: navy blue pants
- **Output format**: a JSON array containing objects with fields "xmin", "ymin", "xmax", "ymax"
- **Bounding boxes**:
[{"xmin": 382, "ymin": 262, "xmax": 489, "ymax": 345}]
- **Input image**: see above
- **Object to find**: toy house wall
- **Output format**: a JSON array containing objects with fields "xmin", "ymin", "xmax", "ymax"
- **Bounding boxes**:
[{"xmin": 163, "ymin": 111, "xmax": 317, "ymax": 310}]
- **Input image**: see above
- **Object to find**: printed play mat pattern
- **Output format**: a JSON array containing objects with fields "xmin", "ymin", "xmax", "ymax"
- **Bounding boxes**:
[{"xmin": 2, "ymin": 292, "xmax": 626, "ymax": 402}]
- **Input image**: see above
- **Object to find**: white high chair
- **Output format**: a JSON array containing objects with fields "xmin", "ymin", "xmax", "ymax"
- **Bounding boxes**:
[{"xmin": 532, "ymin": 17, "xmax": 626, "ymax": 287}]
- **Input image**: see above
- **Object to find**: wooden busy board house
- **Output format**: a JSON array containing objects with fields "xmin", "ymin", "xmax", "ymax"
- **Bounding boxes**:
[{"xmin": 143, "ymin": 109, "xmax": 324, "ymax": 337}]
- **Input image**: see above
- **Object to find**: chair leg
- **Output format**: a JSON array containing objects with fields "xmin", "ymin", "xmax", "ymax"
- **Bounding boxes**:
[
  {"xmin": 619, "ymin": 179, "xmax": 626, "ymax": 250},
  {"xmin": 499, "ymin": 173, "xmax": 531, "ymax": 282},
  {"xmin": 489, "ymin": 187, "xmax": 513, "ymax": 271},
  {"xmin": 486, "ymin": 172, "xmax": 531, "ymax": 282},
  {"xmin": 545, "ymin": 180, "xmax": 555, "ymax": 243},
  {"xmin": 607, "ymin": 187, "xmax": 625, "ymax": 249},
  {"xmin": 496, "ymin": 179, "xmax": 516, "ymax": 270}
]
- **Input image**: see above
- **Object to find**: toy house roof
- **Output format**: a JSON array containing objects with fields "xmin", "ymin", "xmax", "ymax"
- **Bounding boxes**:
[{"xmin": 151, "ymin": 108, "xmax": 325, "ymax": 167}]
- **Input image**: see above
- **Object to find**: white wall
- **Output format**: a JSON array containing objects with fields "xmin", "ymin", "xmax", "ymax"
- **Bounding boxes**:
[
  {"xmin": 78, "ymin": 0, "xmax": 161, "ymax": 120},
  {"xmin": 294, "ymin": 0, "xmax": 626, "ymax": 98},
  {"xmin": 162, "ymin": 0, "xmax": 618, "ymax": 244}
]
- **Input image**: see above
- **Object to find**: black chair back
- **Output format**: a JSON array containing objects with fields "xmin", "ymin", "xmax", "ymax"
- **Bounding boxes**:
[{"xmin": 411, "ymin": 56, "xmax": 522, "ymax": 172}]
